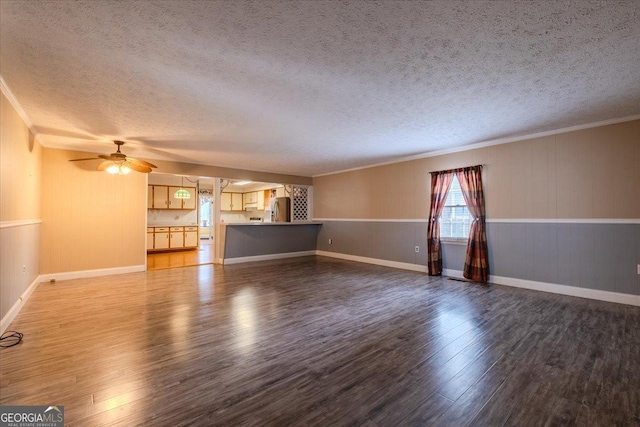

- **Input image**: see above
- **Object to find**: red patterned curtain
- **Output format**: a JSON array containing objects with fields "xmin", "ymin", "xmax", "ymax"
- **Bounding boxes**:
[
  {"xmin": 455, "ymin": 166, "xmax": 489, "ymax": 282},
  {"xmin": 427, "ymin": 171, "xmax": 454, "ymax": 275}
]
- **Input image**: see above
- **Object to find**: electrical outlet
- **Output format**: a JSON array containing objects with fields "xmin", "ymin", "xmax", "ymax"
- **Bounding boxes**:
[
  {"xmin": 637, "ymin": 264, "xmax": 640, "ymax": 275},
  {"xmin": 415, "ymin": 246, "xmax": 420, "ymax": 253},
  {"xmin": 22, "ymin": 265, "xmax": 26, "ymax": 275},
  {"xmin": 328, "ymin": 238, "xmax": 332, "ymax": 245}
]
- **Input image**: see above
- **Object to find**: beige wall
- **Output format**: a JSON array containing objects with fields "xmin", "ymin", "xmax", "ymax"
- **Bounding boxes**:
[
  {"xmin": 1, "ymin": 94, "xmax": 42, "ymax": 222},
  {"xmin": 0, "ymin": 92, "xmax": 42, "ymax": 321},
  {"xmin": 152, "ymin": 159, "xmax": 312, "ymax": 186},
  {"xmin": 40, "ymin": 148, "xmax": 147, "ymax": 273},
  {"xmin": 313, "ymin": 120, "xmax": 640, "ymax": 220}
]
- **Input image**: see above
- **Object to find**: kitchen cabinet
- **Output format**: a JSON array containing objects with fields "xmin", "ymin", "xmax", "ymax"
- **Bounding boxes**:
[
  {"xmin": 232, "ymin": 193, "xmax": 243, "ymax": 211},
  {"xmin": 147, "ymin": 226, "xmax": 198, "ymax": 251},
  {"xmin": 257, "ymin": 191, "xmax": 265, "ymax": 210},
  {"xmin": 152, "ymin": 186, "xmax": 169, "ymax": 209},
  {"xmin": 221, "ymin": 192, "xmax": 243, "ymax": 211},
  {"xmin": 184, "ymin": 226, "xmax": 198, "ymax": 247},
  {"xmin": 168, "ymin": 187, "xmax": 183, "ymax": 210},
  {"xmin": 147, "ymin": 228, "xmax": 154, "ymax": 249},
  {"xmin": 153, "ymin": 227, "xmax": 170, "ymax": 249},
  {"xmin": 148, "ymin": 185, "xmax": 196, "ymax": 210},
  {"xmin": 244, "ymin": 192, "xmax": 257, "ymax": 204},
  {"xmin": 181, "ymin": 189, "xmax": 197, "ymax": 210},
  {"xmin": 170, "ymin": 227, "xmax": 184, "ymax": 247},
  {"xmin": 244, "ymin": 191, "xmax": 262, "ymax": 209},
  {"xmin": 275, "ymin": 187, "xmax": 286, "ymax": 198},
  {"xmin": 221, "ymin": 193, "xmax": 232, "ymax": 210}
]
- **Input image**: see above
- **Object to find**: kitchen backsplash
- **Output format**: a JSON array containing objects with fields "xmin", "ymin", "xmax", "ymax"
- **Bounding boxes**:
[
  {"xmin": 221, "ymin": 210, "xmax": 268, "ymax": 223},
  {"xmin": 148, "ymin": 209, "xmax": 198, "ymax": 225},
  {"xmin": 149, "ymin": 208, "xmax": 269, "ymax": 225}
]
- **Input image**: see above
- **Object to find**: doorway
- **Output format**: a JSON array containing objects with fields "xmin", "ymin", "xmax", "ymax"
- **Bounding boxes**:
[
  {"xmin": 199, "ymin": 192, "xmax": 213, "ymax": 242},
  {"xmin": 146, "ymin": 175, "xmax": 216, "ymax": 271}
]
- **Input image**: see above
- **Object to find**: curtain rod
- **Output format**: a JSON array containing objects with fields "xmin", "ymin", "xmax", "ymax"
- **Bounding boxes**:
[{"xmin": 429, "ymin": 164, "xmax": 485, "ymax": 175}]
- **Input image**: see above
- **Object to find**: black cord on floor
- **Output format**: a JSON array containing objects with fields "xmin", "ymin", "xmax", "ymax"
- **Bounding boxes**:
[{"xmin": 0, "ymin": 331, "xmax": 23, "ymax": 348}]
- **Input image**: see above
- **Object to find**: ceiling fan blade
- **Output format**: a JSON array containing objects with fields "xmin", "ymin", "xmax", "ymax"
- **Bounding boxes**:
[
  {"xmin": 127, "ymin": 157, "xmax": 157, "ymax": 168},
  {"xmin": 98, "ymin": 154, "xmax": 114, "ymax": 161},
  {"xmin": 125, "ymin": 161, "xmax": 152, "ymax": 173},
  {"xmin": 69, "ymin": 157, "xmax": 101, "ymax": 162},
  {"xmin": 97, "ymin": 160, "xmax": 115, "ymax": 171}
]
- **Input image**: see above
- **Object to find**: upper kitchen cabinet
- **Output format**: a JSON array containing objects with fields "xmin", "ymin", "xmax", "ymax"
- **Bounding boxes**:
[
  {"xmin": 147, "ymin": 186, "xmax": 154, "ymax": 209},
  {"xmin": 243, "ymin": 191, "xmax": 257, "ymax": 205},
  {"xmin": 148, "ymin": 185, "xmax": 196, "ymax": 210},
  {"xmin": 221, "ymin": 192, "xmax": 243, "ymax": 211},
  {"xmin": 243, "ymin": 191, "xmax": 260, "ymax": 209},
  {"xmin": 181, "ymin": 188, "xmax": 197, "ymax": 210},
  {"xmin": 257, "ymin": 191, "xmax": 266, "ymax": 210},
  {"xmin": 151, "ymin": 185, "xmax": 169, "ymax": 209}
]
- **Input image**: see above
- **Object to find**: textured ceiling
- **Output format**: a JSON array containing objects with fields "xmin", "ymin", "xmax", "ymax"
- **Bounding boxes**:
[{"xmin": 1, "ymin": 1, "xmax": 639, "ymax": 176}]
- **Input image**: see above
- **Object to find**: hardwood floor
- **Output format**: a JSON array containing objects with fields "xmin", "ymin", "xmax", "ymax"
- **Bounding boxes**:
[
  {"xmin": 146, "ymin": 240, "xmax": 214, "ymax": 271},
  {"xmin": 1, "ymin": 256, "xmax": 639, "ymax": 426}
]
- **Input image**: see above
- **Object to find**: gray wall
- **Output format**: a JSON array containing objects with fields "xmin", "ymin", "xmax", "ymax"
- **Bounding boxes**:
[
  {"xmin": 487, "ymin": 222, "xmax": 639, "ymax": 295},
  {"xmin": 316, "ymin": 220, "xmax": 640, "ymax": 296},
  {"xmin": 0, "ymin": 223, "xmax": 40, "ymax": 320},
  {"xmin": 224, "ymin": 224, "xmax": 320, "ymax": 259},
  {"xmin": 317, "ymin": 221, "xmax": 427, "ymax": 265}
]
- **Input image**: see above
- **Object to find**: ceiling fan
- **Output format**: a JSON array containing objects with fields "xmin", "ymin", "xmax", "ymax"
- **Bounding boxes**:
[{"xmin": 69, "ymin": 141, "xmax": 157, "ymax": 174}]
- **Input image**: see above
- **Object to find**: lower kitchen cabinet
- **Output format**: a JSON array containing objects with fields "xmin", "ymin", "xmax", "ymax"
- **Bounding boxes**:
[
  {"xmin": 153, "ymin": 227, "xmax": 170, "ymax": 250},
  {"xmin": 147, "ymin": 226, "xmax": 198, "ymax": 252},
  {"xmin": 147, "ymin": 228, "xmax": 154, "ymax": 249},
  {"xmin": 170, "ymin": 227, "xmax": 184, "ymax": 247},
  {"xmin": 184, "ymin": 227, "xmax": 198, "ymax": 247}
]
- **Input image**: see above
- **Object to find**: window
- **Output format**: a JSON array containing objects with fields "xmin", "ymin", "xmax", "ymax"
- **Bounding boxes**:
[{"xmin": 439, "ymin": 176, "xmax": 472, "ymax": 239}]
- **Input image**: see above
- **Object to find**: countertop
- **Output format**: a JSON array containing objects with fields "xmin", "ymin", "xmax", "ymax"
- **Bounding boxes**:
[
  {"xmin": 147, "ymin": 224, "xmax": 199, "ymax": 227},
  {"xmin": 223, "ymin": 222, "xmax": 322, "ymax": 226}
]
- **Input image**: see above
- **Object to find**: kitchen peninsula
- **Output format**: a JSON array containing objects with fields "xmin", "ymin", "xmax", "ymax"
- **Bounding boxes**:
[{"xmin": 219, "ymin": 222, "xmax": 322, "ymax": 264}]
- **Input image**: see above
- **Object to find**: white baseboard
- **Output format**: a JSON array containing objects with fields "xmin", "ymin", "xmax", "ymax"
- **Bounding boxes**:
[
  {"xmin": 488, "ymin": 274, "xmax": 640, "ymax": 307},
  {"xmin": 442, "ymin": 268, "xmax": 465, "ymax": 278},
  {"xmin": 39, "ymin": 265, "xmax": 146, "ymax": 282},
  {"xmin": 317, "ymin": 251, "xmax": 640, "ymax": 307},
  {"xmin": 316, "ymin": 250, "xmax": 429, "ymax": 273},
  {"xmin": 1, "ymin": 275, "xmax": 40, "ymax": 334},
  {"xmin": 223, "ymin": 251, "xmax": 317, "ymax": 265}
]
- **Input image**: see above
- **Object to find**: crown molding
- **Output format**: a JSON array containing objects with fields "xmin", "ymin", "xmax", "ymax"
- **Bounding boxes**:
[
  {"xmin": 0, "ymin": 75, "xmax": 43, "ymax": 144},
  {"xmin": 313, "ymin": 113, "xmax": 640, "ymax": 178}
]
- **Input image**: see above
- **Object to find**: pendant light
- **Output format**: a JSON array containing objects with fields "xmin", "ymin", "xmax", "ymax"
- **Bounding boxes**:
[{"xmin": 174, "ymin": 176, "xmax": 191, "ymax": 199}]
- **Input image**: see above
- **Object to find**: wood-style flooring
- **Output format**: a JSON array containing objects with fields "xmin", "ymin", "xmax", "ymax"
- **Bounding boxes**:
[
  {"xmin": 1, "ymin": 256, "xmax": 639, "ymax": 426},
  {"xmin": 146, "ymin": 240, "xmax": 214, "ymax": 271}
]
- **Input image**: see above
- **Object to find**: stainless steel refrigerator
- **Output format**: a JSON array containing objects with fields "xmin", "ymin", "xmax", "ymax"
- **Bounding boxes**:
[{"xmin": 270, "ymin": 197, "xmax": 291, "ymax": 222}]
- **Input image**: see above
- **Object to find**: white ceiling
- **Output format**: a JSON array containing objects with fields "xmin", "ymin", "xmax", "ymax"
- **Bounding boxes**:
[{"xmin": 1, "ymin": 1, "xmax": 639, "ymax": 177}]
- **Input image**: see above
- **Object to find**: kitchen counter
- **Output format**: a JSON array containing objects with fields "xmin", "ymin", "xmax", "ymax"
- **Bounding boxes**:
[
  {"xmin": 147, "ymin": 224, "xmax": 198, "ymax": 227},
  {"xmin": 222, "ymin": 222, "xmax": 322, "ymax": 226},
  {"xmin": 220, "ymin": 222, "xmax": 322, "ymax": 263}
]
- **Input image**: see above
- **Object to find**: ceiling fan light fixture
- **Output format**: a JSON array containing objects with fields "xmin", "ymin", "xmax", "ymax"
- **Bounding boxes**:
[
  {"xmin": 106, "ymin": 163, "xmax": 131, "ymax": 175},
  {"xmin": 69, "ymin": 141, "xmax": 157, "ymax": 174}
]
